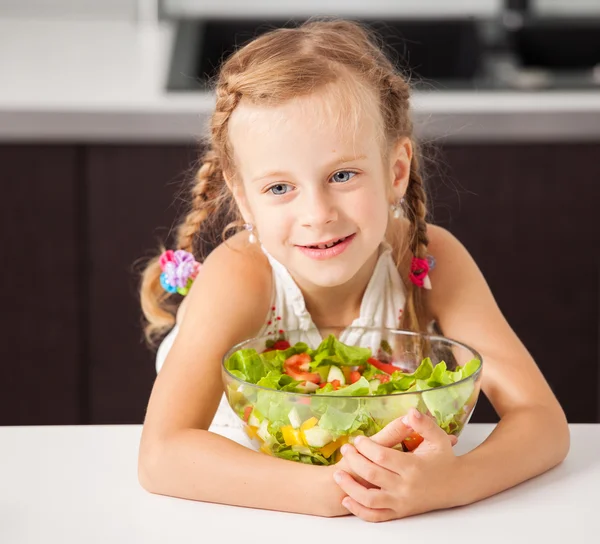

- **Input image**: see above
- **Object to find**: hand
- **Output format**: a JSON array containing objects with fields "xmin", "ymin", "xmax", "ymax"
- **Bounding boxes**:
[
  {"xmin": 333, "ymin": 408, "xmax": 462, "ymax": 522},
  {"xmin": 323, "ymin": 413, "xmax": 418, "ymax": 517}
]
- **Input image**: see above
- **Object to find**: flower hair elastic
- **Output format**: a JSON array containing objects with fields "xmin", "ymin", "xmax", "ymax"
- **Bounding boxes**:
[
  {"xmin": 409, "ymin": 254, "xmax": 436, "ymax": 290},
  {"xmin": 159, "ymin": 249, "xmax": 201, "ymax": 296}
]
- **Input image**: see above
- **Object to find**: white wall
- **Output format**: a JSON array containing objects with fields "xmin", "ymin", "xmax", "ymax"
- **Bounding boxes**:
[{"xmin": 0, "ymin": 0, "xmax": 149, "ymax": 20}]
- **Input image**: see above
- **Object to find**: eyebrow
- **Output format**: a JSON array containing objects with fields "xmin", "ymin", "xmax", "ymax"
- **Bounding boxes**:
[{"xmin": 250, "ymin": 154, "xmax": 368, "ymax": 183}]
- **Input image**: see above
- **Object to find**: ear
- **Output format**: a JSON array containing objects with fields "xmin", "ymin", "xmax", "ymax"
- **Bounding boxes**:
[{"xmin": 389, "ymin": 137, "xmax": 413, "ymax": 200}]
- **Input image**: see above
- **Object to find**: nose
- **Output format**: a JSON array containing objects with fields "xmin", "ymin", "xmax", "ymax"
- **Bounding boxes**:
[{"xmin": 299, "ymin": 186, "xmax": 338, "ymax": 228}]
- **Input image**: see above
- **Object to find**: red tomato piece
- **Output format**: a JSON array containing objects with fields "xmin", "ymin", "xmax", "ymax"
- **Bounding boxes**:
[
  {"xmin": 273, "ymin": 340, "xmax": 291, "ymax": 350},
  {"xmin": 368, "ymin": 357, "xmax": 400, "ymax": 375},
  {"xmin": 284, "ymin": 354, "xmax": 320, "ymax": 384},
  {"xmin": 349, "ymin": 371, "xmax": 362, "ymax": 384},
  {"xmin": 243, "ymin": 406, "xmax": 253, "ymax": 423},
  {"xmin": 286, "ymin": 353, "xmax": 311, "ymax": 370},
  {"xmin": 402, "ymin": 432, "xmax": 424, "ymax": 451}
]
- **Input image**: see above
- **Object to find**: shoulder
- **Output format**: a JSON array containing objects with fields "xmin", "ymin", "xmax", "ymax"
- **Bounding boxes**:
[
  {"xmin": 425, "ymin": 224, "xmax": 491, "ymax": 322},
  {"xmin": 176, "ymin": 230, "xmax": 273, "ymax": 335}
]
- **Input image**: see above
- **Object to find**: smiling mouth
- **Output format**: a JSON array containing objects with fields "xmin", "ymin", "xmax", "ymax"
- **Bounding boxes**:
[{"xmin": 304, "ymin": 235, "xmax": 351, "ymax": 249}]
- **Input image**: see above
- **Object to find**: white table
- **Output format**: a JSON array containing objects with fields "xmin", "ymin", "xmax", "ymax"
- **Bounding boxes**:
[{"xmin": 1, "ymin": 424, "xmax": 598, "ymax": 543}]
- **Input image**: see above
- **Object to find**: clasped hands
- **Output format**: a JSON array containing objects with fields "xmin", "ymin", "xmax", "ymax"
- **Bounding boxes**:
[{"xmin": 330, "ymin": 408, "xmax": 461, "ymax": 522}]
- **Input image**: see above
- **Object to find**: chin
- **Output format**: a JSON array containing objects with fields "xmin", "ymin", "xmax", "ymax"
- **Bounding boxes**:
[{"xmin": 295, "ymin": 260, "xmax": 363, "ymax": 288}]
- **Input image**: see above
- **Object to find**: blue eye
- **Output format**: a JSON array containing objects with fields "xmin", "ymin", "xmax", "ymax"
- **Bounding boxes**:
[
  {"xmin": 331, "ymin": 171, "xmax": 356, "ymax": 183},
  {"xmin": 269, "ymin": 184, "xmax": 292, "ymax": 196}
]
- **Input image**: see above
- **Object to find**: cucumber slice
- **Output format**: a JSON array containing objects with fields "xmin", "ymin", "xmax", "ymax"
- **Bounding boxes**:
[
  {"xmin": 303, "ymin": 426, "xmax": 333, "ymax": 448},
  {"xmin": 288, "ymin": 407, "xmax": 302, "ymax": 429},
  {"xmin": 327, "ymin": 365, "xmax": 346, "ymax": 385}
]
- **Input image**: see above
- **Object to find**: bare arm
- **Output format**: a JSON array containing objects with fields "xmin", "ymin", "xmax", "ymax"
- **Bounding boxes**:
[
  {"xmin": 426, "ymin": 225, "xmax": 570, "ymax": 506},
  {"xmin": 138, "ymin": 235, "xmax": 345, "ymax": 516}
]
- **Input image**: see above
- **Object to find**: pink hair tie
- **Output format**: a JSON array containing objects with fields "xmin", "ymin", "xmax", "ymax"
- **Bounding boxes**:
[
  {"xmin": 409, "ymin": 255, "xmax": 435, "ymax": 290},
  {"xmin": 159, "ymin": 249, "xmax": 201, "ymax": 296}
]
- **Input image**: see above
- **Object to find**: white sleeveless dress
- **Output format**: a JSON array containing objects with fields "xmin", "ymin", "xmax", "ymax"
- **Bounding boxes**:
[{"xmin": 155, "ymin": 243, "xmax": 408, "ymax": 429}]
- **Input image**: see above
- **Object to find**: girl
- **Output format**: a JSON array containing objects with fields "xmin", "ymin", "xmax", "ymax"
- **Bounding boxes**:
[{"xmin": 137, "ymin": 19, "xmax": 569, "ymax": 522}]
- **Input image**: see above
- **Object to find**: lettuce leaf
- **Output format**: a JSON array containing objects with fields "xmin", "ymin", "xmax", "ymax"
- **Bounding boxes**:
[{"xmin": 225, "ymin": 348, "xmax": 274, "ymax": 384}]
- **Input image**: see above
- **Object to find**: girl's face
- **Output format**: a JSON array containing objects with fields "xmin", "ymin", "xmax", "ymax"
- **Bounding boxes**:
[{"xmin": 228, "ymin": 88, "xmax": 409, "ymax": 289}]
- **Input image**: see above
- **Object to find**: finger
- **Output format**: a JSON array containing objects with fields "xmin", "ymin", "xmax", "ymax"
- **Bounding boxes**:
[
  {"xmin": 449, "ymin": 435, "xmax": 458, "ymax": 447},
  {"xmin": 341, "ymin": 444, "xmax": 397, "ymax": 488},
  {"xmin": 333, "ymin": 470, "xmax": 390, "ymax": 510},
  {"xmin": 341, "ymin": 496, "xmax": 395, "ymax": 523},
  {"xmin": 353, "ymin": 435, "xmax": 407, "ymax": 473},
  {"xmin": 403, "ymin": 408, "xmax": 449, "ymax": 448},
  {"xmin": 369, "ymin": 416, "xmax": 414, "ymax": 448}
]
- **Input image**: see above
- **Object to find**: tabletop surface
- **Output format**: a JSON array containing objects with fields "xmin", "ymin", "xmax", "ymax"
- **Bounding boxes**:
[{"xmin": 1, "ymin": 423, "xmax": 598, "ymax": 544}]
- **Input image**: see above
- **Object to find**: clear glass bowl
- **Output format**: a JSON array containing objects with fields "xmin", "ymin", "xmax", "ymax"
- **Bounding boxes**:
[{"xmin": 222, "ymin": 327, "xmax": 483, "ymax": 465}]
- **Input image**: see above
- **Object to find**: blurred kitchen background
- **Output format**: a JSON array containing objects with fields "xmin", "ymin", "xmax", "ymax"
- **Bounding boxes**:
[{"xmin": 1, "ymin": 0, "xmax": 598, "ymax": 426}]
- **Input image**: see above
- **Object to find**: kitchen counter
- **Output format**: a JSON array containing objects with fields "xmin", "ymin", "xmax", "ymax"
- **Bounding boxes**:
[
  {"xmin": 0, "ymin": 423, "xmax": 598, "ymax": 543},
  {"xmin": 1, "ymin": 18, "xmax": 600, "ymax": 142}
]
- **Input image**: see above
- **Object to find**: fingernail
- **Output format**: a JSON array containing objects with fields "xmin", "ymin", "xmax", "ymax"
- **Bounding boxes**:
[
  {"xmin": 401, "ymin": 415, "xmax": 410, "ymax": 426},
  {"xmin": 341, "ymin": 444, "xmax": 350, "ymax": 455},
  {"xmin": 342, "ymin": 498, "xmax": 351, "ymax": 509},
  {"xmin": 412, "ymin": 408, "xmax": 422, "ymax": 419},
  {"xmin": 333, "ymin": 471, "xmax": 343, "ymax": 482},
  {"xmin": 354, "ymin": 435, "xmax": 364, "ymax": 446}
]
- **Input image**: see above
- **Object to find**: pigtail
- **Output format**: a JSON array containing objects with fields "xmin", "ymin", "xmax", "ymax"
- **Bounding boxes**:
[
  {"xmin": 140, "ymin": 150, "xmax": 227, "ymax": 346},
  {"xmin": 399, "ymin": 152, "xmax": 430, "ymax": 334}
]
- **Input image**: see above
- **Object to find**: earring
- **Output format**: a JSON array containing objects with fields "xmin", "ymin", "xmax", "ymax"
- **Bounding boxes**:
[
  {"xmin": 390, "ymin": 199, "xmax": 404, "ymax": 219},
  {"xmin": 244, "ymin": 223, "xmax": 257, "ymax": 244}
]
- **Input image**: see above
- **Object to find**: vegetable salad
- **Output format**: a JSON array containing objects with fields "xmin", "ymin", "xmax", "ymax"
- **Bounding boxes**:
[{"xmin": 224, "ymin": 334, "xmax": 481, "ymax": 465}]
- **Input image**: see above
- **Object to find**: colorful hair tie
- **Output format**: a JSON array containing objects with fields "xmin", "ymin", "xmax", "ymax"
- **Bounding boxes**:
[
  {"xmin": 159, "ymin": 249, "xmax": 201, "ymax": 296},
  {"xmin": 409, "ymin": 254, "xmax": 435, "ymax": 290}
]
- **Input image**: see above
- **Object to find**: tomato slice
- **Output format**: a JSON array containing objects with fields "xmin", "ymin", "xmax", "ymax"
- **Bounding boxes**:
[
  {"xmin": 402, "ymin": 432, "xmax": 424, "ymax": 451},
  {"xmin": 377, "ymin": 373, "xmax": 391, "ymax": 383},
  {"xmin": 349, "ymin": 371, "xmax": 362, "ymax": 384},
  {"xmin": 284, "ymin": 354, "xmax": 320, "ymax": 384},
  {"xmin": 243, "ymin": 406, "xmax": 253, "ymax": 423},
  {"xmin": 286, "ymin": 353, "xmax": 311, "ymax": 370},
  {"xmin": 368, "ymin": 357, "xmax": 401, "ymax": 375},
  {"xmin": 331, "ymin": 379, "xmax": 341, "ymax": 390}
]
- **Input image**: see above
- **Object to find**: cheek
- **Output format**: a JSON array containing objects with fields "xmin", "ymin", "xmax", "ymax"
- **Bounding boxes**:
[
  {"xmin": 252, "ymin": 203, "xmax": 292, "ymax": 240},
  {"xmin": 356, "ymin": 187, "xmax": 389, "ymax": 229}
]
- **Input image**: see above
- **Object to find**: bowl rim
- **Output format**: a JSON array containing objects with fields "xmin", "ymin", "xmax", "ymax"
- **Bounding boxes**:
[{"xmin": 221, "ymin": 327, "xmax": 483, "ymax": 399}]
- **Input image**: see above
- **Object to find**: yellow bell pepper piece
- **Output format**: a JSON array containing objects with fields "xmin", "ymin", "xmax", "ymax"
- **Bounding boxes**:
[
  {"xmin": 300, "ymin": 417, "xmax": 318, "ymax": 432},
  {"xmin": 282, "ymin": 425, "xmax": 304, "ymax": 446},
  {"xmin": 245, "ymin": 425, "xmax": 261, "ymax": 441},
  {"xmin": 260, "ymin": 443, "xmax": 273, "ymax": 456},
  {"xmin": 299, "ymin": 418, "xmax": 319, "ymax": 446},
  {"xmin": 334, "ymin": 449, "xmax": 343, "ymax": 464},
  {"xmin": 319, "ymin": 435, "xmax": 348, "ymax": 459}
]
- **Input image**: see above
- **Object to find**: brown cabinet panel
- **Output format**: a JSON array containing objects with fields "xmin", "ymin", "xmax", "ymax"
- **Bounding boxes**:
[
  {"xmin": 429, "ymin": 143, "xmax": 599, "ymax": 423},
  {"xmin": 85, "ymin": 145, "xmax": 195, "ymax": 423},
  {"xmin": 0, "ymin": 145, "xmax": 81, "ymax": 424}
]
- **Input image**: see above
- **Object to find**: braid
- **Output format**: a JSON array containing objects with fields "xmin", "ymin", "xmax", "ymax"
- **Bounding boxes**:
[
  {"xmin": 176, "ymin": 150, "xmax": 221, "ymax": 254},
  {"xmin": 400, "ymin": 153, "xmax": 430, "ymax": 333}
]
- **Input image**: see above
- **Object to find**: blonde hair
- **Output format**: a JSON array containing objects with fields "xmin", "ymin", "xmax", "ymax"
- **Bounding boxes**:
[{"xmin": 140, "ymin": 18, "xmax": 431, "ymax": 346}]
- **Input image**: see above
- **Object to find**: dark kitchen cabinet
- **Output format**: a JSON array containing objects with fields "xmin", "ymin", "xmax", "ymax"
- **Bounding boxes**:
[
  {"xmin": 429, "ymin": 143, "xmax": 599, "ymax": 424},
  {"xmin": 0, "ymin": 145, "xmax": 82, "ymax": 424},
  {"xmin": 1, "ymin": 142, "xmax": 598, "ymax": 426},
  {"xmin": 85, "ymin": 145, "xmax": 195, "ymax": 423}
]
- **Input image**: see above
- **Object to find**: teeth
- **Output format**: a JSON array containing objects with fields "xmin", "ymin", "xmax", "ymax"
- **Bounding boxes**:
[{"xmin": 311, "ymin": 236, "xmax": 346, "ymax": 249}]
